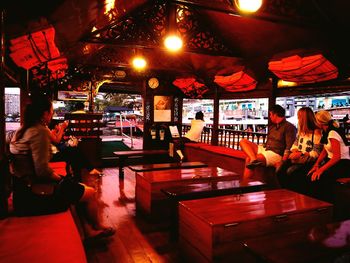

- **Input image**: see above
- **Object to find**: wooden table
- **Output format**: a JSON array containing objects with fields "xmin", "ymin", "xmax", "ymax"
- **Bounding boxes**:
[
  {"xmin": 162, "ymin": 180, "xmax": 266, "ymax": 240},
  {"xmin": 244, "ymin": 220, "xmax": 350, "ymax": 263},
  {"xmin": 178, "ymin": 189, "xmax": 333, "ymax": 262},
  {"xmin": 135, "ymin": 166, "xmax": 240, "ymax": 221},
  {"xmin": 113, "ymin": 150, "xmax": 167, "ymax": 178},
  {"xmin": 128, "ymin": 161, "xmax": 207, "ymax": 172}
]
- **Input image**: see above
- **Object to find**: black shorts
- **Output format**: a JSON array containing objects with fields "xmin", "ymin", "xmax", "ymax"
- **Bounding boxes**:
[{"xmin": 55, "ymin": 177, "xmax": 85, "ymax": 205}]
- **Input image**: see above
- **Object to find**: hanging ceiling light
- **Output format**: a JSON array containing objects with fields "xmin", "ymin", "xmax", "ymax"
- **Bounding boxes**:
[
  {"xmin": 164, "ymin": 3, "xmax": 183, "ymax": 52},
  {"xmin": 132, "ymin": 56, "xmax": 147, "ymax": 70},
  {"xmin": 164, "ymin": 35, "xmax": 183, "ymax": 52},
  {"xmin": 235, "ymin": 0, "xmax": 262, "ymax": 13}
]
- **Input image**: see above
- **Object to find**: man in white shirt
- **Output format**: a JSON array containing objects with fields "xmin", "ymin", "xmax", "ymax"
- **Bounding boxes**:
[{"xmin": 176, "ymin": 111, "xmax": 205, "ymax": 161}]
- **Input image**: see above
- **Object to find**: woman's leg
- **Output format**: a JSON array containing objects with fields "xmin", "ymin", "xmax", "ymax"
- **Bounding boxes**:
[
  {"xmin": 310, "ymin": 160, "xmax": 350, "ymax": 203},
  {"xmin": 79, "ymin": 184, "xmax": 115, "ymax": 238},
  {"xmin": 276, "ymin": 159, "xmax": 292, "ymax": 188}
]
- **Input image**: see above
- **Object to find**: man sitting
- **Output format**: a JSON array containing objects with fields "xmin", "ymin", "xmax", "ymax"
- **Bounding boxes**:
[
  {"xmin": 176, "ymin": 111, "xmax": 205, "ymax": 161},
  {"xmin": 239, "ymin": 105, "xmax": 296, "ymax": 179}
]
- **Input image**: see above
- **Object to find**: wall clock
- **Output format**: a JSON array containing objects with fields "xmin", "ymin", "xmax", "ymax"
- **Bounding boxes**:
[{"xmin": 148, "ymin": 77, "xmax": 159, "ymax": 89}]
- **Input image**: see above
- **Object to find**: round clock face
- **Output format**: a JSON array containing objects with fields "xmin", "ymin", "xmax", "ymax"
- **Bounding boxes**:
[{"xmin": 148, "ymin": 77, "xmax": 159, "ymax": 89}]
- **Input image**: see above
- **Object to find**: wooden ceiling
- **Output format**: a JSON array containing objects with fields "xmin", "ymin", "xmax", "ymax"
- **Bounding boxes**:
[{"xmin": 3, "ymin": 0, "xmax": 350, "ymax": 97}]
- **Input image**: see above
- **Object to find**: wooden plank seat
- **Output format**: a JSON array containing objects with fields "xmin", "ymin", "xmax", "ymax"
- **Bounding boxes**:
[
  {"xmin": 179, "ymin": 189, "xmax": 333, "ymax": 262},
  {"xmin": 113, "ymin": 150, "xmax": 168, "ymax": 178},
  {"xmin": 135, "ymin": 166, "xmax": 240, "ymax": 221},
  {"xmin": 244, "ymin": 219, "xmax": 350, "ymax": 263},
  {"xmin": 184, "ymin": 143, "xmax": 279, "ymax": 188},
  {"xmin": 0, "ymin": 210, "xmax": 87, "ymax": 263},
  {"xmin": 161, "ymin": 180, "xmax": 266, "ymax": 240},
  {"xmin": 48, "ymin": 161, "xmax": 67, "ymax": 176},
  {"xmin": 128, "ymin": 161, "xmax": 207, "ymax": 172}
]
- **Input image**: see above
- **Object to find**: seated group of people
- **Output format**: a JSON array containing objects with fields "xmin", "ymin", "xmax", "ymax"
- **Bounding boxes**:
[
  {"xmin": 8, "ymin": 96, "xmax": 114, "ymax": 242},
  {"xmin": 240, "ymin": 105, "xmax": 350, "ymax": 203}
]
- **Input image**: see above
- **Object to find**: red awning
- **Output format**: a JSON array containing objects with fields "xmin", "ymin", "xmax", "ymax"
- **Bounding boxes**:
[
  {"xmin": 214, "ymin": 70, "xmax": 257, "ymax": 92},
  {"xmin": 173, "ymin": 78, "xmax": 209, "ymax": 98},
  {"xmin": 268, "ymin": 54, "xmax": 338, "ymax": 84}
]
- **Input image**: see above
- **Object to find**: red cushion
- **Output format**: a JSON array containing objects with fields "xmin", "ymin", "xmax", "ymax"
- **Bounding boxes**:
[
  {"xmin": 200, "ymin": 145, "xmax": 247, "ymax": 159},
  {"xmin": 186, "ymin": 142, "xmax": 207, "ymax": 148},
  {"xmin": 49, "ymin": 162, "xmax": 67, "ymax": 176},
  {"xmin": 0, "ymin": 210, "xmax": 86, "ymax": 263},
  {"xmin": 186, "ymin": 144, "xmax": 247, "ymax": 159}
]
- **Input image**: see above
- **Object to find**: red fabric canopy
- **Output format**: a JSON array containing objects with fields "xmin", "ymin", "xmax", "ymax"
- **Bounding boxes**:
[
  {"xmin": 31, "ymin": 57, "xmax": 68, "ymax": 85},
  {"xmin": 173, "ymin": 78, "xmax": 209, "ymax": 98},
  {"xmin": 214, "ymin": 71, "xmax": 257, "ymax": 92},
  {"xmin": 9, "ymin": 26, "xmax": 60, "ymax": 70},
  {"xmin": 268, "ymin": 54, "xmax": 338, "ymax": 84},
  {"xmin": 47, "ymin": 57, "xmax": 68, "ymax": 79}
]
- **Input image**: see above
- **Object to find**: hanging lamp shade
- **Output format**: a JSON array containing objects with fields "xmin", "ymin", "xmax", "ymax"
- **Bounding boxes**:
[
  {"xmin": 47, "ymin": 57, "xmax": 68, "ymax": 79},
  {"xmin": 31, "ymin": 57, "xmax": 68, "ymax": 86},
  {"xmin": 173, "ymin": 78, "xmax": 209, "ymax": 98},
  {"xmin": 214, "ymin": 70, "xmax": 257, "ymax": 92},
  {"xmin": 268, "ymin": 54, "xmax": 338, "ymax": 84},
  {"xmin": 9, "ymin": 26, "xmax": 60, "ymax": 70}
]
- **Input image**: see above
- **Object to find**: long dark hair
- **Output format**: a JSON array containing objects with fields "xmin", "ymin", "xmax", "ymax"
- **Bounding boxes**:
[
  {"xmin": 14, "ymin": 95, "xmax": 52, "ymax": 141},
  {"xmin": 321, "ymin": 120, "xmax": 349, "ymax": 146}
]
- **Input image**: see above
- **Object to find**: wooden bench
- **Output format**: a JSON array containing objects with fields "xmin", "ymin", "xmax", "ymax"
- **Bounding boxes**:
[
  {"xmin": 184, "ymin": 143, "xmax": 279, "ymax": 188},
  {"xmin": 128, "ymin": 161, "xmax": 207, "ymax": 172},
  {"xmin": 113, "ymin": 150, "xmax": 168, "ymax": 179},
  {"xmin": 161, "ymin": 180, "xmax": 266, "ymax": 240},
  {"xmin": 244, "ymin": 219, "xmax": 350, "ymax": 263}
]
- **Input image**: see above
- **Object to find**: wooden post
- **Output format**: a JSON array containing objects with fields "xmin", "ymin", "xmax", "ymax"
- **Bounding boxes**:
[
  {"xmin": 0, "ymin": 9, "xmax": 7, "ymax": 217},
  {"xmin": 267, "ymin": 77, "xmax": 278, "ymax": 125},
  {"xmin": 211, "ymin": 85, "xmax": 219, "ymax": 146}
]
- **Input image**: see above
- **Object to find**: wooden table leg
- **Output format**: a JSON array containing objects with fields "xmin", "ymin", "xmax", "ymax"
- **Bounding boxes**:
[{"xmin": 119, "ymin": 157, "xmax": 126, "ymax": 179}]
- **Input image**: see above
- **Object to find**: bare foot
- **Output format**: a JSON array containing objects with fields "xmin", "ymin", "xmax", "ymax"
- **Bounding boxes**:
[{"xmin": 89, "ymin": 168, "xmax": 102, "ymax": 175}]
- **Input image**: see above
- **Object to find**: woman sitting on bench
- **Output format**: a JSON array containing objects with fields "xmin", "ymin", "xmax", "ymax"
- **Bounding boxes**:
[
  {"xmin": 9, "ymin": 95, "xmax": 115, "ymax": 240},
  {"xmin": 307, "ymin": 110, "xmax": 350, "ymax": 203}
]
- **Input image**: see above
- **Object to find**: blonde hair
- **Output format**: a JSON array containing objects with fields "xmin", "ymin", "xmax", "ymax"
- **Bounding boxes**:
[{"xmin": 315, "ymin": 110, "xmax": 339, "ymax": 128}]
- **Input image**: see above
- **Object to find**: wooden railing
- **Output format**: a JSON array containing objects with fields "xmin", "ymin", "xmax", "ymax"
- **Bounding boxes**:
[{"xmin": 181, "ymin": 125, "xmax": 267, "ymax": 150}]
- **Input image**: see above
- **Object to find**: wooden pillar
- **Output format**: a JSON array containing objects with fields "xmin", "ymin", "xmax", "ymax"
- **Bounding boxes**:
[
  {"xmin": 267, "ymin": 77, "xmax": 278, "ymax": 125},
  {"xmin": 0, "ymin": 9, "xmax": 5, "ymax": 159},
  {"xmin": 211, "ymin": 85, "xmax": 219, "ymax": 146},
  {"xmin": 0, "ymin": 9, "xmax": 7, "ymax": 217},
  {"xmin": 142, "ymin": 79, "xmax": 152, "ymax": 150}
]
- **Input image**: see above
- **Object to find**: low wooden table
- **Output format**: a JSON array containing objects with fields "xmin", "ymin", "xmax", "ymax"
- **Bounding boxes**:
[
  {"xmin": 113, "ymin": 150, "xmax": 167, "ymax": 178},
  {"xmin": 135, "ymin": 166, "xmax": 240, "ymax": 221},
  {"xmin": 162, "ymin": 180, "xmax": 266, "ymax": 240},
  {"xmin": 128, "ymin": 161, "xmax": 207, "ymax": 172},
  {"xmin": 179, "ymin": 189, "xmax": 333, "ymax": 262},
  {"xmin": 244, "ymin": 220, "xmax": 350, "ymax": 263}
]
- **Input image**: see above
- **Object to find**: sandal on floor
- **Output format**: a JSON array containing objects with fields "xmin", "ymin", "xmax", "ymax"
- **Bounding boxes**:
[
  {"xmin": 89, "ymin": 168, "xmax": 103, "ymax": 176},
  {"xmin": 95, "ymin": 227, "xmax": 116, "ymax": 238},
  {"xmin": 246, "ymin": 160, "xmax": 264, "ymax": 169},
  {"xmin": 84, "ymin": 227, "xmax": 116, "ymax": 244}
]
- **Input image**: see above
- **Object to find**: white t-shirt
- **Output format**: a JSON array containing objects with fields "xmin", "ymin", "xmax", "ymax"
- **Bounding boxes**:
[
  {"xmin": 184, "ymin": 120, "xmax": 205, "ymax": 142},
  {"xmin": 324, "ymin": 130, "xmax": 350, "ymax": 159}
]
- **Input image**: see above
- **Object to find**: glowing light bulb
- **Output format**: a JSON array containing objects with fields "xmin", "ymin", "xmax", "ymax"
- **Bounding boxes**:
[
  {"xmin": 236, "ymin": 0, "xmax": 262, "ymax": 13},
  {"xmin": 132, "ymin": 56, "xmax": 147, "ymax": 70},
  {"xmin": 164, "ymin": 35, "xmax": 183, "ymax": 52}
]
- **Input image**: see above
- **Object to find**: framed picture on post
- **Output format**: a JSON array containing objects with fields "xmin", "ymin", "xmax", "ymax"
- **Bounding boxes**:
[{"xmin": 154, "ymin": 95, "xmax": 171, "ymax": 122}]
